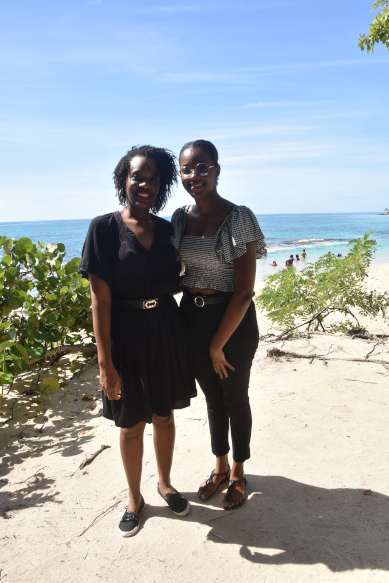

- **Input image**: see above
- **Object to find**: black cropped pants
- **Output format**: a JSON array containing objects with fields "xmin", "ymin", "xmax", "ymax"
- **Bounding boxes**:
[{"xmin": 180, "ymin": 294, "xmax": 259, "ymax": 463}]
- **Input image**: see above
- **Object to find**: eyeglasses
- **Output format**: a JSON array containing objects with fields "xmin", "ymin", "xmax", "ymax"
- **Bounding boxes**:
[{"xmin": 180, "ymin": 163, "xmax": 217, "ymax": 177}]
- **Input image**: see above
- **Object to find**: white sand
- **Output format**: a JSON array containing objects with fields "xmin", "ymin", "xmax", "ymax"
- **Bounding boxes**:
[{"xmin": 1, "ymin": 265, "xmax": 388, "ymax": 583}]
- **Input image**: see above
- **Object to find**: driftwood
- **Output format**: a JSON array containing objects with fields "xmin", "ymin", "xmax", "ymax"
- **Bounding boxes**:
[
  {"xmin": 267, "ymin": 348, "xmax": 389, "ymax": 370},
  {"xmin": 78, "ymin": 499, "xmax": 122, "ymax": 537},
  {"xmin": 72, "ymin": 444, "xmax": 111, "ymax": 476},
  {"xmin": 29, "ymin": 344, "xmax": 97, "ymax": 367},
  {"xmin": 68, "ymin": 353, "xmax": 98, "ymax": 381},
  {"xmin": 15, "ymin": 466, "xmax": 48, "ymax": 485}
]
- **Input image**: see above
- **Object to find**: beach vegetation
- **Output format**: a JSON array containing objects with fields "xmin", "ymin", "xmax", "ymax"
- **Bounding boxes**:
[
  {"xmin": 0, "ymin": 235, "xmax": 95, "ymax": 416},
  {"xmin": 256, "ymin": 233, "xmax": 389, "ymax": 335},
  {"xmin": 358, "ymin": 0, "xmax": 389, "ymax": 53}
]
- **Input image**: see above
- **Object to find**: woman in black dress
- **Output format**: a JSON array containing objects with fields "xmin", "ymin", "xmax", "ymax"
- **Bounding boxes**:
[{"xmin": 79, "ymin": 146, "xmax": 196, "ymax": 537}]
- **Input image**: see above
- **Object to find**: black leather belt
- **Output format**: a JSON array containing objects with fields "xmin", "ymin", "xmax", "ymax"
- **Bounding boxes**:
[
  {"xmin": 113, "ymin": 294, "xmax": 170, "ymax": 310},
  {"xmin": 183, "ymin": 290, "xmax": 231, "ymax": 308}
]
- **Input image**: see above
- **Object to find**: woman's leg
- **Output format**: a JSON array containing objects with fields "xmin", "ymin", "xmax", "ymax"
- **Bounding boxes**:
[
  {"xmin": 152, "ymin": 412, "xmax": 177, "ymax": 498},
  {"xmin": 196, "ymin": 375, "xmax": 232, "ymax": 499},
  {"xmin": 221, "ymin": 304, "xmax": 259, "ymax": 508},
  {"xmin": 120, "ymin": 422, "xmax": 146, "ymax": 513},
  {"xmin": 220, "ymin": 382, "xmax": 251, "ymax": 508}
]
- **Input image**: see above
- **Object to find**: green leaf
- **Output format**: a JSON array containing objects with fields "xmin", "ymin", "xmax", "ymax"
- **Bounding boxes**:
[
  {"xmin": 15, "ymin": 343, "xmax": 29, "ymax": 365},
  {"xmin": 45, "ymin": 294, "xmax": 57, "ymax": 301},
  {"xmin": 32, "ymin": 267, "xmax": 45, "ymax": 281},
  {"xmin": 7, "ymin": 298, "xmax": 21, "ymax": 310},
  {"xmin": 15, "ymin": 238, "xmax": 34, "ymax": 252},
  {"xmin": 65, "ymin": 257, "xmax": 81, "ymax": 275},
  {"xmin": 0, "ymin": 372, "xmax": 13, "ymax": 385},
  {"xmin": 48, "ymin": 329, "xmax": 62, "ymax": 342},
  {"xmin": 1, "ymin": 306, "xmax": 12, "ymax": 318},
  {"xmin": 1, "ymin": 255, "xmax": 12, "ymax": 266},
  {"xmin": 27, "ymin": 344, "xmax": 47, "ymax": 360},
  {"xmin": 40, "ymin": 377, "xmax": 60, "ymax": 391},
  {"xmin": 0, "ymin": 341, "xmax": 14, "ymax": 352},
  {"xmin": 12, "ymin": 356, "xmax": 23, "ymax": 370}
]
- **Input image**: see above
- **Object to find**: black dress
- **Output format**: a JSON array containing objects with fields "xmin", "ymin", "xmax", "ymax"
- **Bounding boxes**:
[{"xmin": 79, "ymin": 211, "xmax": 196, "ymax": 428}]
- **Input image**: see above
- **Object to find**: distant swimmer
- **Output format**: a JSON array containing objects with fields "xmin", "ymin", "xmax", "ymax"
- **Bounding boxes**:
[
  {"xmin": 337, "ymin": 253, "xmax": 342, "ymax": 257},
  {"xmin": 295, "ymin": 254, "xmax": 300, "ymax": 261},
  {"xmin": 270, "ymin": 261, "xmax": 277, "ymax": 266},
  {"xmin": 285, "ymin": 257, "xmax": 293, "ymax": 267},
  {"xmin": 263, "ymin": 247, "xmax": 268, "ymax": 256},
  {"xmin": 302, "ymin": 249, "xmax": 306, "ymax": 259}
]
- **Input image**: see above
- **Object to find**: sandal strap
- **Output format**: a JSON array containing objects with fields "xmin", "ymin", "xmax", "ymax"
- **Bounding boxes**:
[
  {"xmin": 210, "ymin": 467, "xmax": 230, "ymax": 480},
  {"xmin": 204, "ymin": 468, "xmax": 230, "ymax": 488},
  {"xmin": 228, "ymin": 477, "xmax": 246, "ymax": 486},
  {"xmin": 226, "ymin": 477, "xmax": 246, "ymax": 499}
]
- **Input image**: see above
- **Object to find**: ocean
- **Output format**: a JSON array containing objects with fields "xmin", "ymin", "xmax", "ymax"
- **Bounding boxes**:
[{"xmin": 1, "ymin": 212, "xmax": 388, "ymax": 281}]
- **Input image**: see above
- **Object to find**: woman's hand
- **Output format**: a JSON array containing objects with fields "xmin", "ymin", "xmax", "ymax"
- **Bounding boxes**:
[
  {"xmin": 99, "ymin": 365, "xmax": 122, "ymax": 400},
  {"xmin": 209, "ymin": 344, "xmax": 235, "ymax": 379}
]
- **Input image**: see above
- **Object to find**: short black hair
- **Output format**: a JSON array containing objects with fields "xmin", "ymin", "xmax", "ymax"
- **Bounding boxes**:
[
  {"xmin": 179, "ymin": 139, "xmax": 219, "ymax": 165},
  {"xmin": 113, "ymin": 145, "xmax": 178, "ymax": 213}
]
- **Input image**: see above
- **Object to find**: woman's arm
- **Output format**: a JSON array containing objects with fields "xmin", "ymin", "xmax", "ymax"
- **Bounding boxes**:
[
  {"xmin": 89, "ymin": 273, "xmax": 122, "ymax": 400},
  {"xmin": 209, "ymin": 241, "xmax": 257, "ymax": 379}
]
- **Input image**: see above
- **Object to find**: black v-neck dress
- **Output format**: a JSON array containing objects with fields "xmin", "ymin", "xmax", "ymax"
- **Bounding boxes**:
[{"xmin": 79, "ymin": 211, "xmax": 196, "ymax": 428}]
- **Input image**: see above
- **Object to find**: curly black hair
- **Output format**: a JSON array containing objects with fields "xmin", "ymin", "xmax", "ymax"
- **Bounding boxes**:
[
  {"xmin": 179, "ymin": 139, "xmax": 219, "ymax": 165},
  {"xmin": 113, "ymin": 145, "xmax": 178, "ymax": 213}
]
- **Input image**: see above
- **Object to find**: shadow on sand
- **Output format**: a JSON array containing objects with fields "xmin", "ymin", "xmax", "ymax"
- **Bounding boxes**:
[{"xmin": 146, "ymin": 474, "xmax": 389, "ymax": 573}]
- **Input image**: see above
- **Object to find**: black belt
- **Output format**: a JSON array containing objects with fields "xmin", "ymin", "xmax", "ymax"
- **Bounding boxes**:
[
  {"xmin": 183, "ymin": 290, "xmax": 231, "ymax": 308},
  {"xmin": 113, "ymin": 294, "xmax": 170, "ymax": 310}
]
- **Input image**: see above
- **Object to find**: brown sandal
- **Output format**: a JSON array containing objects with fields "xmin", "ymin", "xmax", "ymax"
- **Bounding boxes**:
[
  {"xmin": 198, "ymin": 468, "xmax": 230, "ymax": 500},
  {"xmin": 223, "ymin": 476, "xmax": 247, "ymax": 509}
]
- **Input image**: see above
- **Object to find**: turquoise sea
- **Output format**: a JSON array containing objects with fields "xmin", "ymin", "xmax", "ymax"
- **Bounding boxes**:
[{"xmin": 1, "ymin": 212, "xmax": 388, "ymax": 281}]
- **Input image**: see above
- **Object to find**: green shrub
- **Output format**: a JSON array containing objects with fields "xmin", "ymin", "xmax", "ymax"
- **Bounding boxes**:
[
  {"xmin": 256, "ymin": 233, "xmax": 389, "ymax": 335},
  {"xmin": 0, "ymin": 235, "xmax": 95, "ymax": 413}
]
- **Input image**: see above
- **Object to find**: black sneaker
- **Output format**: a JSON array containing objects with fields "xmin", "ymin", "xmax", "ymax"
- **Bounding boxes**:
[
  {"xmin": 118, "ymin": 495, "xmax": 145, "ymax": 537},
  {"xmin": 157, "ymin": 484, "xmax": 190, "ymax": 516}
]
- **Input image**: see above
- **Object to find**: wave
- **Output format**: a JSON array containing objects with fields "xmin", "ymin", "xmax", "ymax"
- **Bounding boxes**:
[{"xmin": 265, "ymin": 239, "xmax": 348, "ymax": 253}]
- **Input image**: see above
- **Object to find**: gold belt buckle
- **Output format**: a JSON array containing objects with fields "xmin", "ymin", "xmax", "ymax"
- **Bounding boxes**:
[{"xmin": 143, "ymin": 299, "xmax": 158, "ymax": 309}]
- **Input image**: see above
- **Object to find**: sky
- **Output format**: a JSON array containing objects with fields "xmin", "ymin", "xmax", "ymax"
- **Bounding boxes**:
[{"xmin": 0, "ymin": 0, "xmax": 388, "ymax": 222}]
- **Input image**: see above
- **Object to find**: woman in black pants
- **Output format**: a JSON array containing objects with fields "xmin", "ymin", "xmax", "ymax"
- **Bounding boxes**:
[{"xmin": 171, "ymin": 139, "xmax": 265, "ymax": 509}]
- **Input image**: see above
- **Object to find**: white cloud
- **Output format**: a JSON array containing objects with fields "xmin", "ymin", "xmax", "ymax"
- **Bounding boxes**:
[{"xmin": 162, "ymin": 59, "xmax": 389, "ymax": 85}]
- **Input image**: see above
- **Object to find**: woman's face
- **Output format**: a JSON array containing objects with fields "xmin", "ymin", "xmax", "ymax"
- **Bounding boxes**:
[
  {"xmin": 125, "ymin": 155, "xmax": 160, "ymax": 210},
  {"xmin": 179, "ymin": 147, "xmax": 219, "ymax": 200}
]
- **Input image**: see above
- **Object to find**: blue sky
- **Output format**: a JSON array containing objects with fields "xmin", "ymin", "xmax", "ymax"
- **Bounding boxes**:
[{"xmin": 0, "ymin": 0, "xmax": 388, "ymax": 221}]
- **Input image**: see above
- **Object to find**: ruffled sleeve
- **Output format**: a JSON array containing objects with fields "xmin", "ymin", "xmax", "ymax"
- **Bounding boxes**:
[
  {"xmin": 215, "ymin": 206, "xmax": 266, "ymax": 264},
  {"xmin": 78, "ymin": 214, "xmax": 114, "ymax": 287},
  {"xmin": 170, "ymin": 206, "xmax": 188, "ymax": 253}
]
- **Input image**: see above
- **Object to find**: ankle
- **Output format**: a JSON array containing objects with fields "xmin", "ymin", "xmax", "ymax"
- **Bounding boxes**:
[
  {"xmin": 230, "ymin": 462, "xmax": 244, "ymax": 481},
  {"xmin": 215, "ymin": 456, "xmax": 229, "ymax": 474},
  {"xmin": 127, "ymin": 494, "xmax": 141, "ymax": 512}
]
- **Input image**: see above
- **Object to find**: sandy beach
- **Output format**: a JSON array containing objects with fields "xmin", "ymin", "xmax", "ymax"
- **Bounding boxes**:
[{"xmin": 1, "ymin": 264, "xmax": 389, "ymax": 583}]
